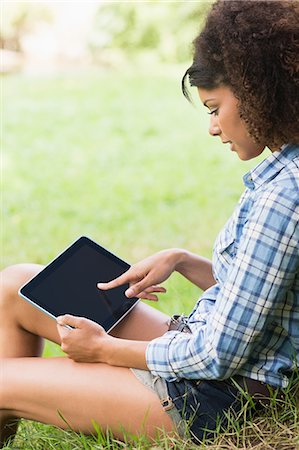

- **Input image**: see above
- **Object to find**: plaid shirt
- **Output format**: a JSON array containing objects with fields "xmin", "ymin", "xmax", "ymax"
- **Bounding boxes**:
[{"xmin": 146, "ymin": 144, "xmax": 299, "ymax": 388}]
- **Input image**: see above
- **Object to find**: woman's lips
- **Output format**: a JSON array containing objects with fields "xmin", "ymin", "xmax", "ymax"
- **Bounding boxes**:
[{"xmin": 221, "ymin": 140, "xmax": 234, "ymax": 151}]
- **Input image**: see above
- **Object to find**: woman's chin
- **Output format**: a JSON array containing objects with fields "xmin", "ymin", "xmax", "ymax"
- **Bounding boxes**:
[{"xmin": 232, "ymin": 144, "xmax": 265, "ymax": 161}]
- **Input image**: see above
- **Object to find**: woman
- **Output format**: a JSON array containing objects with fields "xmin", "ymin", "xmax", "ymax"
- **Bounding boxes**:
[{"xmin": 1, "ymin": 0, "xmax": 298, "ymax": 446}]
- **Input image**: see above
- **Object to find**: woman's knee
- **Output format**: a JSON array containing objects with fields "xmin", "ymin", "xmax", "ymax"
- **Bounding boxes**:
[{"xmin": 0, "ymin": 264, "xmax": 43, "ymax": 307}]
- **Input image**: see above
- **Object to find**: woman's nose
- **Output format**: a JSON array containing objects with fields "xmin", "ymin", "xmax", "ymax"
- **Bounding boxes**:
[{"xmin": 209, "ymin": 115, "xmax": 221, "ymax": 136}]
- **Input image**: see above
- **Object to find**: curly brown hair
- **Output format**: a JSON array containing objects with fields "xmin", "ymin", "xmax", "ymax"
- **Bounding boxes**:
[{"xmin": 182, "ymin": 0, "xmax": 299, "ymax": 148}]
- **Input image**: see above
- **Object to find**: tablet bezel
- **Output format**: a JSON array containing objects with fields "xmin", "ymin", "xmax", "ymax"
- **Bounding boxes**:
[{"xmin": 18, "ymin": 236, "xmax": 139, "ymax": 333}]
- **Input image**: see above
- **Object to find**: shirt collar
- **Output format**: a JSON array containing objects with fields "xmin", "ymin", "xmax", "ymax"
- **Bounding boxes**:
[{"xmin": 243, "ymin": 143, "xmax": 299, "ymax": 190}]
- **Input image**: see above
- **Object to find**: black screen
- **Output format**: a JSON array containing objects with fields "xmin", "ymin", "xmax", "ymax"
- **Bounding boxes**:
[{"xmin": 20, "ymin": 237, "xmax": 138, "ymax": 331}]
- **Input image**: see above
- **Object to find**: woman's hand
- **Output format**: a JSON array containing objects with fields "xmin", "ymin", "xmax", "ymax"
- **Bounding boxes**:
[
  {"xmin": 56, "ymin": 314, "xmax": 113, "ymax": 363},
  {"xmin": 57, "ymin": 314, "xmax": 149, "ymax": 370},
  {"xmin": 97, "ymin": 249, "xmax": 183, "ymax": 300}
]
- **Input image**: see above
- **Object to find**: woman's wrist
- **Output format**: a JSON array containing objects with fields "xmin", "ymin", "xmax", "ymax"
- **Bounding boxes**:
[
  {"xmin": 104, "ymin": 336, "xmax": 148, "ymax": 370},
  {"xmin": 172, "ymin": 248, "xmax": 191, "ymax": 273},
  {"xmin": 171, "ymin": 248, "xmax": 215, "ymax": 290},
  {"xmin": 98, "ymin": 334, "xmax": 118, "ymax": 365}
]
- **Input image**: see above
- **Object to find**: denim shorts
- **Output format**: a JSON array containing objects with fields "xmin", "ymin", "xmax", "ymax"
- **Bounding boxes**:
[
  {"xmin": 131, "ymin": 368, "xmax": 242, "ymax": 443},
  {"xmin": 131, "ymin": 315, "xmax": 245, "ymax": 442}
]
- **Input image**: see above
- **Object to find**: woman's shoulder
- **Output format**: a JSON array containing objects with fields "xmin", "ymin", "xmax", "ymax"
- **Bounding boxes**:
[
  {"xmin": 255, "ymin": 144, "xmax": 299, "ymax": 204},
  {"xmin": 272, "ymin": 144, "xmax": 299, "ymax": 191},
  {"xmin": 255, "ymin": 178, "xmax": 298, "ymax": 218}
]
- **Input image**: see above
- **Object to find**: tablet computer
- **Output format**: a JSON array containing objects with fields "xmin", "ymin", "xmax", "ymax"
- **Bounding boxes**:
[{"xmin": 19, "ymin": 236, "xmax": 139, "ymax": 332}]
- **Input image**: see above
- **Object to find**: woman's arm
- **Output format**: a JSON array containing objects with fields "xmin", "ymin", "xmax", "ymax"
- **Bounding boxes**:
[
  {"xmin": 146, "ymin": 186, "xmax": 299, "ymax": 382},
  {"xmin": 97, "ymin": 248, "xmax": 215, "ymax": 299},
  {"xmin": 105, "ymin": 337, "xmax": 148, "ymax": 369},
  {"xmin": 57, "ymin": 314, "xmax": 149, "ymax": 369},
  {"xmin": 175, "ymin": 249, "xmax": 215, "ymax": 291}
]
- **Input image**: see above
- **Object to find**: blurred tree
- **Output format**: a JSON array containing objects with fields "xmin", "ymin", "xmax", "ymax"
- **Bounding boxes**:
[
  {"xmin": 1, "ymin": 2, "xmax": 52, "ymax": 52},
  {"xmin": 88, "ymin": 1, "xmax": 212, "ymax": 64}
]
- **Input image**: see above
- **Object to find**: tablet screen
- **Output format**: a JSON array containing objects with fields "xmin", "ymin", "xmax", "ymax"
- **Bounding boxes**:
[{"xmin": 19, "ymin": 236, "xmax": 139, "ymax": 332}]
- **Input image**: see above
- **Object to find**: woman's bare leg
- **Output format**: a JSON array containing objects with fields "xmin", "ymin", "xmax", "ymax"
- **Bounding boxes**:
[
  {"xmin": 0, "ymin": 264, "xmax": 171, "ymax": 445},
  {"xmin": 0, "ymin": 264, "xmax": 63, "ymax": 358},
  {"xmin": 1, "ymin": 357, "xmax": 176, "ymax": 444},
  {"xmin": 110, "ymin": 301, "xmax": 170, "ymax": 340},
  {"xmin": 0, "ymin": 264, "xmax": 170, "ymax": 356}
]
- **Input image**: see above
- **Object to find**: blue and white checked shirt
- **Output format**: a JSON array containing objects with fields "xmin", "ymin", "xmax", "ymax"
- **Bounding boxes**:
[{"xmin": 146, "ymin": 143, "xmax": 299, "ymax": 388}]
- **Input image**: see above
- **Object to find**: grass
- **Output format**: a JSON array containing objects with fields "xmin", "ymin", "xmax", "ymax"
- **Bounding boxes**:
[
  {"xmin": 2, "ymin": 67, "xmax": 298, "ymax": 449},
  {"xmin": 3, "ymin": 381, "xmax": 299, "ymax": 450}
]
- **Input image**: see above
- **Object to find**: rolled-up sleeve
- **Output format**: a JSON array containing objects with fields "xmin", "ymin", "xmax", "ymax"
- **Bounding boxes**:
[{"xmin": 146, "ymin": 186, "xmax": 299, "ymax": 381}]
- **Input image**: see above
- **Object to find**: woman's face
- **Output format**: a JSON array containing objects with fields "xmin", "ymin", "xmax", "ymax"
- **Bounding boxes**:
[{"xmin": 198, "ymin": 86, "xmax": 268, "ymax": 161}]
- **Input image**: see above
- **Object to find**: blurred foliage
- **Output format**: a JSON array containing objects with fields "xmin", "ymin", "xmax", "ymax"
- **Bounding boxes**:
[
  {"xmin": 89, "ymin": 1, "xmax": 212, "ymax": 63},
  {"xmin": 1, "ymin": 2, "xmax": 53, "ymax": 51},
  {"xmin": 1, "ymin": 2, "xmax": 213, "ymax": 65}
]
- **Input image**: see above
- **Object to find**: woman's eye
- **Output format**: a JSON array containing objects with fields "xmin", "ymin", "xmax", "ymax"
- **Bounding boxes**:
[{"xmin": 208, "ymin": 109, "xmax": 219, "ymax": 116}]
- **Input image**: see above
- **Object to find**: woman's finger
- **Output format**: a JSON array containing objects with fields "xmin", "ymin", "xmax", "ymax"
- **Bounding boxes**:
[
  {"xmin": 56, "ymin": 314, "xmax": 85, "ymax": 329},
  {"xmin": 97, "ymin": 268, "xmax": 138, "ymax": 291},
  {"xmin": 144, "ymin": 285, "xmax": 167, "ymax": 294},
  {"xmin": 124, "ymin": 275, "xmax": 159, "ymax": 298},
  {"xmin": 136, "ymin": 291, "xmax": 159, "ymax": 301},
  {"xmin": 135, "ymin": 285, "xmax": 166, "ymax": 300}
]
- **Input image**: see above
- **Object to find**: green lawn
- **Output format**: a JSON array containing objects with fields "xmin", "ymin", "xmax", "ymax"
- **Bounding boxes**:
[
  {"xmin": 2, "ymin": 68, "xmax": 298, "ymax": 449},
  {"xmin": 3, "ymin": 68, "xmax": 257, "ymax": 308}
]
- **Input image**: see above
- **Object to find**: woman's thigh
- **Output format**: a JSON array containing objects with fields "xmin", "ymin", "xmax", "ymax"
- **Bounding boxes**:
[
  {"xmin": 1, "ymin": 264, "xmax": 170, "ymax": 345},
  {"xmin": 110, "ymin": 301, "xmax": 170, "ymax": 340},
  {"xmin": 1, "ymin": 357, "xmax": 176, "ymax": 440}
]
